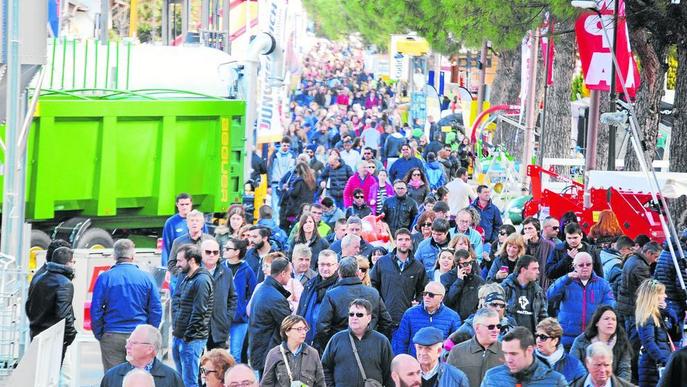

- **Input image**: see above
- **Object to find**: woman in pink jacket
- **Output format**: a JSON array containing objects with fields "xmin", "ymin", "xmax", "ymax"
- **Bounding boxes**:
[{"xmin": 343, "ymin": 161, "xmax": 377, "ymax": 208}]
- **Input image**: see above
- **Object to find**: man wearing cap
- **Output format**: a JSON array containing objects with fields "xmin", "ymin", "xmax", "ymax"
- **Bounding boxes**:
[
  {"xmin": 413, "ymin": 327, "xmax": 469, "ymax": 387},
  {"xmin": 447, "ymin": 308, "xmax": 505, "ymax": 387},
  {"xmin": 446, "ymin": 291, "xmax": 517, "ymax": 346},
  {"xmin": 392, "ymin": 281, "xmax": 461, "ymax": 356}
]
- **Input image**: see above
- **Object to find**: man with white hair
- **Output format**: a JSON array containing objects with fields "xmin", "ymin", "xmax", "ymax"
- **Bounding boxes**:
[
  {"xmin": 101, "ymin": 324, "xmax": 183, "ymax": 386},
  {"xmin": 340, "ymin": 233, "xmax": 361, "ymax": 258},
  {"xmin": 571, "ymin": 342, "xmax": 634, "ymax": 387},
  {"xmin": 122, "ymin": 369, "xmax": 154, "ymax": 387}
]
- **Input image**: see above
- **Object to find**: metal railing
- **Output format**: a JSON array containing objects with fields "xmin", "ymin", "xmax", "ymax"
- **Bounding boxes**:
[{"xmin": 0, "ymin": 252, "xmax": 26, "ymax": 380}]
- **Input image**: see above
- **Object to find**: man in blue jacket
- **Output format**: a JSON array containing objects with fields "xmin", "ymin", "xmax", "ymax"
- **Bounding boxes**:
[
  {"xmin": 389, "ymin": 144, "xmax": 426, "ymax": 182},
  {"xmin": 392, "ymin": 281, "xmax": 461, "ymax": 356},
  {"xmin": 91, "ymin": 239, "xmax": 162, "ymax": 373},
  {"xmin": 161, "ymin": 193, "xmax": 208, "ymax": 267},
  {"xmin": 470, "ymin": 185, "xmax": 502, "ymax": 243},
  {"xmin": 546, "ymin": 252, "xmax": 616, "ymax": 349}
]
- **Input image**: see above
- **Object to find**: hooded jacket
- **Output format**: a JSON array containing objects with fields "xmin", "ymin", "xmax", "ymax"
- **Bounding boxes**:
[
  {"xmin": 415, "ymin": 236, "xmax": 451, "ymax": 273},
  {"xmin": 26, "ymin": 262, "xmax": 77, "ymax": 346},
  {"xmin": 225, "ymin": 260, "xmax": 257, "ymax": 324},
  {"xmin": 502, "ymin": 273, "xmax": 549, "ymax": 334},
  {"xmin": 546, "ymin": 272, "xmax": 616, "ymax": 347},
  {"xmin": 425, "ymin": 160, "xmax": 447, "ymax": 190},
  {"xmin": 481, "ymin": 358, "xmax": 567, "ymax": 387}
]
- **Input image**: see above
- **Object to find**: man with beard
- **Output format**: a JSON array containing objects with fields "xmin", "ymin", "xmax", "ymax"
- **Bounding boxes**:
[
  {"xmin": 441, "ymin": 249, "xmax": 485, "ymax": 321},
  {"xmin": 171, "ymin": 245, "xmax": 214, "ymax": 387},
  {"xmin": 391, "ymin": 354, "xmax": 422, "ymax": 387},
  {"xmin": 297, "ymin": 250, "xmax": 339, "ymax": 352},
  {"xmin": 371, "ymin": 229, "xmax": 428, "ymax": 331},
  {"xmin": 101, "ymin": 325, "xmax": 183, "ymax": 387},
  {"xmin": 502, "ymin": 255, "xmax": 549, "ymax": 334},
  {"xmin": 413, "ymin": 327, "xmax": 469, "ymax": 387},
  {"xmin": 244, "ymin": 226, "xmax": 274, "ymax": 283}
]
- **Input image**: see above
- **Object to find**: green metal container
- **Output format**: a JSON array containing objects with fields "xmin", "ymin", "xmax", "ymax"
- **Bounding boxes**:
[{"xmin": 12, "ymin": 90, "xmax": 245, "ymax": 230}]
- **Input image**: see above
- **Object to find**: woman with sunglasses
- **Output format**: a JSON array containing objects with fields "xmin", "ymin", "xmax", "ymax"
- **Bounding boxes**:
[
  {"xmin": 569, "ymin": 305, "xmax": 633, "ymax": 381},
  {"xmin": 261, "ymin": 315, "xmax": 325, "ymax": 387},
  {"xmin": 441, "ymin": 249, "xmax": 485, "ymax": 321},
  {"xmin": 534, "ymin": 317, "xmax": 587, "ymax": 384},
  {"xmin": 635, "ymin": 279, "xmax": 679, "ymax": 387},
  {"xmin": 412, "ymin": 210, "xmax": 436, "ymax": 246},
  {"xmin": 356, "ymin": 255, "xmax": 371, "ymax": 286},
  {"xmin": 200, "ymin": 348, "xmax": 235, "ymax": 387},
  {"xmin": 223, "ymin": 237, "xmax": 257, "ymax": 363},
  {"xmin": 486, "ymin": 233, "xmax": 526, "ymax": 283},
  {"xmin": 403, "ymin": 167, "xmax": 430, "ymax": 205}
]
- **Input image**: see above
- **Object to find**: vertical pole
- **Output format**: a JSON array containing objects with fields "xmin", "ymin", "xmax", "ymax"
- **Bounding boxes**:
[
  {"xmin": 100, "ymin": 0, "xmax": 109, "ymax": 42},
  {"xmin": 245, "ymin": 0, "xmax": 252, "ymax": 39},
  {"xmin": 162, "ymin": 0, "xmax": 169, "ymax": 45},
  {"xmin": 181, "ymin": 0, "xmax": 189, "ymax": 42},
  {"xmin": 244, "ymin": 58, "xmax": 258, "ymax": 184},
  {"xmin": 129, "ymin": 0, "xmax": 139, "ymax": 38},
  {"xmin": 223, "ymin": 0, "xmax": 231, "ymax": 54},
  {"xmin": 201, "ymin": 0, "xmax": 209, "ymax": 31},
  {"xmin": 476, "ymin": 40, "xmax": 488, "ymax": 114},
  {"xmin": 521, "ymin": 29, "xmax": 539, "ymax": 186},
  {"xmin": 607, "ymin": 0, "xmax": 620, "ymax": 170},
  {"xmin": 539, "ymin": 28, "xmax": 551, "ymax": 165},
  {"xmin": 584, "ymin": 90, "xmax": 601, "ymax": 208}
]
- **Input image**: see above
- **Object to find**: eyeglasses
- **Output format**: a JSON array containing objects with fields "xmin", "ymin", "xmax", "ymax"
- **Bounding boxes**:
[
  {"xmin": 394, "ymin": 186, "xmax": 407, "ymax": 190},
  {"xmin": 482, "ymin": 324, "xmax": 502, "ymax": 331},
  {"xmin": 227, "ymin": 381, "xmax": 256, "ymax": 387},
  {"xmin": 422, "ymin": 291, "xmax": 442, "ymax": 298},
  {"xmin": 421, "ymin": 222, "xmax": 432, "ymax": 227},
  {"xmin": 201, "ymin": 367, "xmax": 218, "ymax": 376},
  {"xmin": 224, "ymin": 246, "xmax": 237, "ymax": 251},
  {"xmin": 458, "ymin": 261, "xmax": 474, "ymax": 268},
  {"xmin": 576, "ymin": 262, "xmax": 593, "ymax": 268},
  {"xmin": 488, "ymin": 302, "xmax": 506, "ymax": 309},
  {"xmin": 205, "ymin": 250, "xmax": 220, "ymax": 255},
  {"xmin": 126, "ymin": 339, "xmax": 152, "ymax": 346},
  {"xmin": 289, "ymin": 327, "xmax": 309, "ymax": 333},
  {"xmin": 535, "ymin": 334, "xmax": 553, "ymax": 341},
  {"xmin": 349, "ymin": 312, "xmax": 366, "ymax": 318},
  {"xmin": 354, "ymin": 195, "xmax": 364, "ymax": 199},
  {"xmin": 552, "ymin": 226, "xmax": 560, "ymax": 230}
]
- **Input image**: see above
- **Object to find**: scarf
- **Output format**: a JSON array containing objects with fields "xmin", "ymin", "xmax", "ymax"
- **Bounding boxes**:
[
  {"xmin": 408, "ymin": 179, "xmax": 424, "ymax": 189},
  {"xmin": 591, "ymin": 334, "xmax": 617, "ymax": 349}
]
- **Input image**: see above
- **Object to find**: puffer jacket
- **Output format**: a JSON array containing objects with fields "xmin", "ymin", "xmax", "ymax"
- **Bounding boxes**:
[
  {"xmin": 502, "ymin": 273, "xmax": 549, "ymax": 334},
  {"xmin": 535, "ymin": 346, "xmax": 587, "ymax": 384},
  {"xmin": 655, "ymin": 246, "xmax": 687, "ymax": 304},
  {"xmin": 319, "ymin": 163, "xmax": 353, "ymax": 198},
  {"xmin": 415, "ymin": 237, "xmax": 450, "ymax": 273},
  {"xmin": 343, "ymin": 173, "xmax": 377, "ymax": 208},
  {"xmin": 391, "ymin": 303, "xmax": 462, "ymax": 356},
  {"xmin": 546, "ymin": 273, "xmax": 616, "ymax": 348},
  {"xmin": 435, "ymin": 363, "xmax": 470, "ymax": 387},
  {"xmin": 569, "ymin": 332, "xmax": 632, "ymax": 380},
  {"xmin": 470, "ymin": 198, "xmax": 503, "ymax": 242},
  {"xmin": 381, "ymin": 194, "xmax": 418, "ymax": 234},
  {"xmin": 440, "ymin": 264, "xmax": 484, "ymax": 321},
  {"xmin": 225, "ymin": 260, "xmax": 257, "ymax": 324},
  {"xmin": 315, "ymin": 276, "xmax": 393, "ymax": 350},
  {"xmin": 172, "ymin": 267, "xmax": 214, "ymax": 341},
  {"xmin": 481, "ymin": 358, "xmax": 567, "ymax": 386},
  {"xmin": 425, "ymin": 160, "xmax": 447, "ymax": 190},
  {"xmin": 638, "ymin": 308, "xmax": 679, "ymax": 387},
  {"xmin": 617, "ymin": 252, "xmax": 652, "ymax": 318},
  {"xmin": 26, "ymin": 262, "xmax": 77, "ymax": 345},
  {"xmin": 370, "ymin": 251, "xmax": 428, "ymax": 325}
]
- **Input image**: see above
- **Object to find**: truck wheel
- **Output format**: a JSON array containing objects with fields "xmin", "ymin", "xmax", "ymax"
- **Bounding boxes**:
[
  {"xmin": 76, "ymin": 228, "xmax": 114, "ymax": 249},
  {"xmin": 30, "ymin": 230, "xmax": 52, "ymax": 270}
]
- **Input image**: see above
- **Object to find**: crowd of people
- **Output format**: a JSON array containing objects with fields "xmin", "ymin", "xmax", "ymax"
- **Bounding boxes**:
[{"xmin": 24, "ymin": 39, "xmax": 687, "ymax": 387}]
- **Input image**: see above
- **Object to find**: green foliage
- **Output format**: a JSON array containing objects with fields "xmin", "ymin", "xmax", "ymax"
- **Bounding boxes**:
[
  {"xmin": 303, "ymin": 0, "xmax": 578, "ymax": 53},
  {"xmin": 571, "ymin": 73, "xmax": 583, "ymax": 101},
  {"xmin": 137, "ymin": 0, "xmax": 162, "ymax": 43}
]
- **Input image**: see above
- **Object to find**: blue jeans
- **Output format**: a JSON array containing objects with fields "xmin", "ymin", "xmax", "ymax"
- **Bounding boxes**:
[
  {"xmin": 172, "ymin": 337, "xmax": 206, "ymax": 387},
  {"xmin": 229, "ymin": 322, "xmax": 248, "ymax": 363}
]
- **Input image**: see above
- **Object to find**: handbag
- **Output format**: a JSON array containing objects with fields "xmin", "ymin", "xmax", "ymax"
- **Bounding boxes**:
[{"xmin": 349, "ymin": 333, "xmax": 383, "ymax": 387}]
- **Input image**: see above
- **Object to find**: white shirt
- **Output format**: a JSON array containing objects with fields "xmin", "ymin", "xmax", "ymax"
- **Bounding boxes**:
[
  {"xmin": 341, "ymin": 149, "xmax": 361, "ymax": 171},
  {"xmin": 446, "ymin": 178, "xmax": 476, "ymax": 215},
  {"xmin": 583, "ymin": 374, "xmax": 612, "ymax": 387}
]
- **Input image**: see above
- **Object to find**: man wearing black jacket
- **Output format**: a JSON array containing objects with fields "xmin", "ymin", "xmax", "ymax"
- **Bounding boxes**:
[
  {"xmin": 171, "ymin": 245, "xmax": 214, "ymax": 387},
  {"xmin": 441, "ymin": 249, "xmax": 484, "ymax": 321},
  {"xmin": 381, "ymin": 181, "xmax": 418, "ymax": 235},
  {"xmin": 370, "ymin": 228, "xmax": 428, "ymax": 330},
  {"xmin": 25, "ymin": 246, "xmax": 77, "ymax": 363},
  {"xmin": 316, "ymin": 257, "xmax": 393, "ymax": 349},
  {"xmin": 201, "ymin": 239, "xmax": 237, "ymax": 350},
  {"xmin": 546, "ymin": 223, "xmax": 603, "ymax": 283}
]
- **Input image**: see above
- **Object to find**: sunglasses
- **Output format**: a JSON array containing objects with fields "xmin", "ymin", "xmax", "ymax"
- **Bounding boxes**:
[
  {"xmin": 552, "ymin": 226, "xmax": 560, "ymax": 230},
  {"xmin": 200, "ymin": 367, "xmax": 218, "ymax": 376},
  {"xmin": 412, "ymin": 173, "xmax": 421, "ymax": 176},
  {"xmin": 458, "ymin": 261, "xmax": 474, "ymax": 268},
  {"xmin": 576, "ymin": 262, "xmax": 593, "ymax": 268},
  {"xmin": 483, "ymin": 324, "xmax": 502, "ymax": 331},
  {"xmin": 498, "ymin": 231, "xmax": 508, "ymax": 236},
  {"xmin": 535, "ymin": 334, "xmax": 553, "ymax": 341},
  {"xmin": 348, "ymin": 312, "xmax": 366, "ymax": 318},
  {"xmin": 422, "ymin": 291, "xmax": 442, "ymax": 298},
  {"xmin": 354, "ymin": 195, "xmax": 364, "ymax": 199},
  {"xmin": 488, "ymin": 302, "xmax": 506, "ymax": 309},
  {"xmin": 224, "ymin": 246, "xmax": 236, "ymax": 251},
  {"xmin": 204, "ymin": 250, "xmax": 220, "ymax": 255},
  {"xmin": 360, "ymin": 268, "xmax": 368, "ymax": 273},
  {"xmin": 421, "ymin": 222, "xmax": 432, "ymax": 227}
]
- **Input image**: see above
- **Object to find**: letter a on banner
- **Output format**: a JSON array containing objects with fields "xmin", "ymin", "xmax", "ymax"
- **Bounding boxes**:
[{"xmin": 575, "ymin": 0, "xmax": 640, "ymax": 97}]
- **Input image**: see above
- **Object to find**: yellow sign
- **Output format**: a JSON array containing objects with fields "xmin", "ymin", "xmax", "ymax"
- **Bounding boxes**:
[{"xmin": 396, "ymin": 38, "xmax": 430, "ymax": 56}]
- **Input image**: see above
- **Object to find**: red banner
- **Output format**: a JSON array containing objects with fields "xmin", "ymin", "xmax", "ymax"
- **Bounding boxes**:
[{"xmin": 575, "ymin": 0, "xmax": 639, "ymax": 97}]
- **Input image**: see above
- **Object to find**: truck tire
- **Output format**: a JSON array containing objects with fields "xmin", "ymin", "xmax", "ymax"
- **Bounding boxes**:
[
  {"xmin": 30, "ymin": 230, "xmax": 52, "ymax": 270},
  {"xmin": 76, "ymin": 228, "xmax": 114, "ymax": 249}
]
